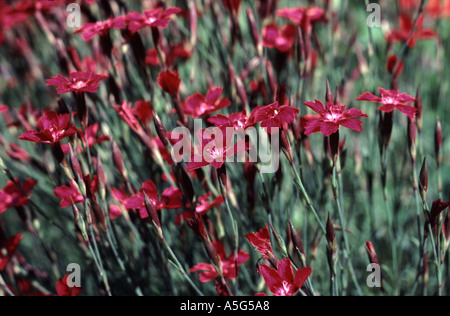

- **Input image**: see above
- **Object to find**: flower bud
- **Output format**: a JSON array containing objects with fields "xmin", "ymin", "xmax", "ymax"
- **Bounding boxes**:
[
  {"xmin": 419, "ymin": 157, "xmax": 428, "ymax": 203},
  {"xmin": 435, "ymin": 117, "xmax": 443, "ymax": 168}
]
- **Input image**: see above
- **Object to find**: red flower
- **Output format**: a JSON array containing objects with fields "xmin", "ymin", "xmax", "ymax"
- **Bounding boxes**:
[
  {"xmin": 124, "ymin": 181, "xmax": 183, "ymax": 219},
  {"xmin": 276, "ymin": 6, "xmax": 326, "ymax": 30},
  {"xmin": 303, "ymin": 100, "xmax": 369, "ymax": 136},
  {"xmin": 113, "ymin": 101, "xmax": 144, "ymax": 135},
  {"xmin": 127, "ymin": 7, "xmax": 181, "ymax": 33},
  {"xmin": 157, "ymin": 70, "xmax": 181, "ymax": 98},
  {"xmin": 190, "ymin": 241, "xmax": 250, "ymax": 283},
  {"xmin": 254, "ymin": 101, "xmax": 300, "ymax": 133},
  {"xmin": 245, "ymin": 224, "xmax": 274, "ymax": 259},
  {"xmin": 132, "ymin": 100, "xmax": 153, "ymax": 125},
  {"xmin": 186, "ymin": 127, "xmax": 249, "ymax": 171},
  {"xmin": 56, "ymin": 274, "xmax": 82, "ymax": 297},
  {"xmin": 259, "ymin": 258, "xmax": 311, "ymax": 296},
  {"xmin": 146, "ymin": 42, "xmax": 192, "ymax": 67},
  {"xmin": 356, "ymin": 88, "xmax": 417, "ymax": 119},
  {"xmin": 46, "ymin": 71, "xmax": 109, "ymax": 94},
  {"xmin": 79, "ymin": 123, "xmax": 109, "ymax": 148},
  {"xmin": 0, "ymin": 105, "xmax": 8, "ymax": 114},
  {"xmin": 262, "ymin": 23, "xmax": 296, "ymax": 52},
  {"xmin": 19, "ymin": 111, "xmax": 77, "ymax": 144},
  {"xmin": 74, "ymin": 16, "xmax": 126, "ymax": 41},
  {"xmin": 208, "ymin": 111, "xmax": 257, "ymax": 130},
  {"xmin": 183, "ymin": 87, "xmax": 231, "ymax": 118},
  {"xmin": 0, "ymin": 178, "xmax": 37, "ymax": 214},
  {"xmin": 54, "ymin": 181, "xmax": 84, "ymax": 208},
  {"xmin": 386, "ymin": 13, "xmax": 436, "ymax": 48},
  {"xmin": 195, "ymin": 191, "xmax": 224, "ymax": 215},
  {"xmin": 0, "ymin": 233, "xmax": 23, "ymax": 271}
]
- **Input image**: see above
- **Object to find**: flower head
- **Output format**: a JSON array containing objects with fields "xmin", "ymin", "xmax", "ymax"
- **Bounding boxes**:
[
  {"xmin": 276, "ymin": 6, "xmax": 326, "ymax": 30},
  {"xmin": 259, "ymin": 258, "xmax": 311, "ymax": 296},
  {"xmin": 303, "ymin": 100, "xmax": 368, "ymax": 136},
  {"xmin": 158, "ymin": 70, "xmax": 181, "ymax": 98},
  {"xmin": 386, "ymin": 13, "xmax": 436, "ymax": 48},
  {"xmin": 19, "ymin": 111, "xmax": 77, "ymax": 145},
  {"xmin": 190, "ymin": 241, "xmax": 250, "ymax": 283},
  {"xmin": 183, "ymin": 87, "xmax": 231, "ymax": 118},
  {"xmin": 46, "ymin": 71, "xmax": 109, "ymax": 94},
  {"xmin": 186, "ymin": 127, "xmax": 249, "ymax": 171},
  {"xmin": 56, "ymin": 275, "xmax": 82, "ymax": 297},
  {"xmin": 54, "ymin": 181, "xmax": 85, "ymax": 208},
  {"xmin": 0, "ymin": 233, "xmax": 23, "ymax": 271},
  {"xmin": 245, "ymin": 224, "xmax": 274, "ymax": 259},
  {"xmin": 356, "ymin": 88, "xmax": 417, "ymax": 119},
  {"xmin": 195, "ymin": 191, "xmax": 224, "ymax": 215},
  {"xmin": 255, "ymin": 101, "xmax": 300, "ymax": 134},
  {"xmin": 74, "ymin": 16, "xmax": 126, "ymax": 41},
  {"xmin": 262, "ymin": 23, "xmax": 296, "ymax": 52},
  {"xmin": 124, "ymin": 181, "xmax": 183, "ymax": 219},
  {"xmin": 0, "ymin": 178, "xmax": 37, "ymax": 214},
  {"xmin": 127, "ymin": 7, "xmax": 181, "ymax": 33}
]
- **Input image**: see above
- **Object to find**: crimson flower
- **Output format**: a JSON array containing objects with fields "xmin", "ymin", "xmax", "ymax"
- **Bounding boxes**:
[
  {"xmin": 262, "ymin": 23, "xmax": 296, "ymax": 52},
  {"xmin": 127, "ymin": 7, "xmax": 181, "ymax": 33},
  {"xmin": 0, "ymin": 178, "xmax": 37, "ymax": 214},
  {"xmin": 54, "ymin": 181, "xmax": 85, "ymax": 208},
  {"xmin": 46, "ymin": 71, "xmax": 109, "ymax": 94},
  {"xmin": 186, "ymin": 127, "xmax": 249, "ymax": 171},
  {"xmin": 19, "ymin": 112, "xmax": 77, "ymax": 145},
  {"xmin": 208, "ymin": 111, "xmax": 257, "ymax": 130},
  {"xmin": 190, "ymin": 241, "xmax": 250, "ymax": 283},
  {"xmin": 386, "ymin": 13, "xmax": 436, "ymax": 48},
  {"xmin": 259, "ymin": 258, "xmax": 311, "ymax": 296},
  {"xmin": 56, "ymin": 275, "xmax": 82, "ymax": 297},
  {"xmin": 74, "ymin": 16, "xmax": 126, "ymax": 41},
  {"xmin": 183, "ymin": 87, "xmax": 231, "ymax": 118},
  {"xmin": 303, "ymin": 100, "xmax": 369, "ymax": 136},
  {"xmin": 0, "ymin": 105, "xmax": 8, "ymax": 114},
  {"xmin": 124, "ymin": 181, "xmax": 183, "ymax": 219},
  {"xmin": 80, "ymin": 123, "xmax": 109, "ymax": 148},
  {"xmin": 157, "ymin": 70, "xmax": 181, "ymax": 98},
  {"xmin": 254, "ymin": 101, "xmax": 300, "ymax": 133},
  {"xmin": 0, "ymin": 233, "xmax": 23, "ymax": 271},
  {"xmin": 132, "ymin": 100, "xmax": 153, "ymax": 125},
  {"xmin": 195, "ymin": 192, "xmax": 225, "ymax": 215},
  {"xmin": 146, "ymin": 42, "xmax": 191, "ymax": 67},
  {"xmin": 276, "ymin": 6, "xmax": 326, "ymax": 30},
  {"xmin": 356, "ymin": 88, "xmax": 417, "ymax": 119},
  {"xmin": 245, "ymin": 224, "xmax": 274, "ymax": 259}
]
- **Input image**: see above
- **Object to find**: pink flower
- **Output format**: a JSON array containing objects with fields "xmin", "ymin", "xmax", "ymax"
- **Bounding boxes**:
[
  {"xmin": 0, "ymin": 233, "xmax": 23, "ymax": 271},
  {"xmin": 186, "ymin": 127, "xmax": 249, "ymax": 171},
  {"xmin": 157, "ymin": 70, "xmax": 181, "ymax": 98},
  {"xmin": 259, "ymin": 258, "xmax": 311, "ymax": 296},
  {"xmin": 74, "ymin": 16, "xmax": 126, "ymax": 41},
  {"xmin": 207, "ymin": 111, "xmax": 257, "ymax": 130},
  {"xmin": 0, "ymin": 178, "xmax": 37, "ymax": 214},
  {"xmin": 124, "ymin": 181, "xmax": 183, "ymax": 219},
  {"xmin": 183, "ymin": 87, "xmax": 231, "ymax": 118},
  {"xmin": 54, "ymin": 181, "xmax": 84, "ymax": 208},
  {"xmin": 303, "ymin": 100, "xmax": 369, "ymax": 136},
  {"xmin": 0, "ymin": 105, "xmax": 8, "ymax": 114},
  {"xmin": 132, "ymin": 100, "xmax": 153, "ymax": 125},
  {"xmin": 276, "ymin": 6, "xmax": 326, "ymax": 30},
  {"xmin": 127, "ymin": 7, "xmax": 182, "ymax": 33},
  {"xmin": 356, "ymin": 88, "xmax": 417, "ymax": 119},
  {"xmin": 19, "ymin": 111, "xmax": 77, "ymax": 145},
  {"xmin": 262, "ymin": 23, "xmax": 296, "ymax": 52},
  {"xmin": 245, "ymin": 224, "xmax": 274, "ymax": 259},
  {"xmin": 190, "ymin": 241, "xmax": 250, "ymax": 283},
  {"xmin": 46, "ymin": 71, "xmax": 109, "ymax": 94},
  {"xmin": 254, "ymin": 101, "xmax": 300, "ymax": 133},
  {"xmin": 386, "ymin": 13, "xmax": 436, "ymax": 47},
  {"xmin": 56, "ymin": 275, "xmax": 82, "ymax": 296},
  {"xmin": 195, "ymin": 192, "xmax": 224, "ymax": 215}
]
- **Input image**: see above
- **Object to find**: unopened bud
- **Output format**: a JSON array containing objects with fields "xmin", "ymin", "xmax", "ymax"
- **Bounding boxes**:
[{"xmin": 419, "ymin": 157, "xmax": 428, "ymax": 203}]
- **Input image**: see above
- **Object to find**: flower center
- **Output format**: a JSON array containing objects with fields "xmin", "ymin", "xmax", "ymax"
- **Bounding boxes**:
[
  {"xmin": 209, "ymin": 147, "xmax": 224, "ymax": 159},
  {"xmin": 325, "ymin": 112, "xmax": 341, "ymax": 123},
  {"xmin": 275, "ymin": 281, "xmax": 292, "ymax": 296},
  {"xmin": 73, "ymin": 80, "xmax": 87, "ymax": 90},
  {"xmin": 381, "ymin": 97, "xmax": 398, "ymax": 105}
]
